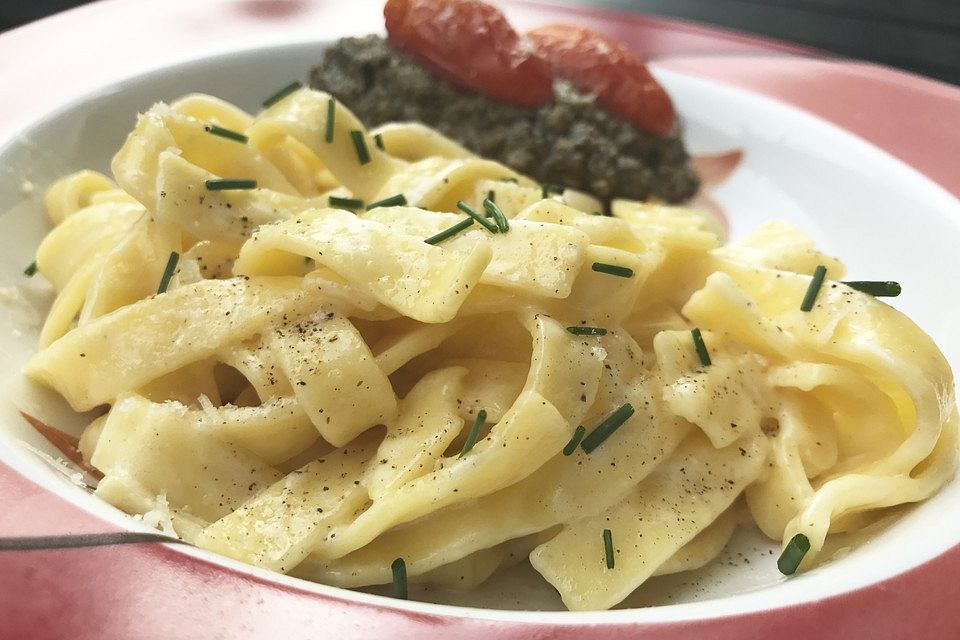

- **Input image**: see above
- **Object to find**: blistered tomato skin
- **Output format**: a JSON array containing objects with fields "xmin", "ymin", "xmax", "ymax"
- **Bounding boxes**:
[
  {"xmin": 527, "ymin": 24, "xmax": 676, "ymax": 137},
  {"xmin": 384, "ymin": 0, "xmax": 553, "ymax": 108}
]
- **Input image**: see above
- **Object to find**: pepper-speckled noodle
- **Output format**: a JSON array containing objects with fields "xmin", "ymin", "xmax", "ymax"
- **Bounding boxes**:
[{"xmin": 24, "ymin": 88, "xmax": 958, "ymax": 611}]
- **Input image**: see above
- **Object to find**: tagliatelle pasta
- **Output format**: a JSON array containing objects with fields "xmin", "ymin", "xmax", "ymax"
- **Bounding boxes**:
[{"xmin": 24, "ymin": 89, "xmax": 958, "ymax": 610}]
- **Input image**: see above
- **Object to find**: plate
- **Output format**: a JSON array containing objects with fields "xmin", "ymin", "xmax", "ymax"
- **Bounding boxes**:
[{"xmin": 2, "ymin": 1, "xmax": 960, "ymax": 638}]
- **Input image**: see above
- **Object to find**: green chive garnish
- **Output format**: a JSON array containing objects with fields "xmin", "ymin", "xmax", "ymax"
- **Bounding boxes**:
[
  {"xmin": 562, "ymin": 426, "xmax": 586, "ymax": 456},
  {"xmin": 23, "ymin": 261, "xmax": 38, "ymax": 277},
  {"xmin": 691, "ymin": 327, "xmax": 711, "ymax": 367},
  {"xmin": 157, "ymin": 251, "xmax": 180, "ymax": 295},
  {"xmin": 487, "ymin": 189, "xmax": 495, "ymax": 204},
  {"xmin": 801, "ymin": 265, "xmax": 827, "ymax": 312},
  {"xmin": 457, "ymin": 201, "xmax": 498, "ymax": 233},
  {"xmin": 777, "ymin": 533, "xmax": 810, "ymax": 575},
  {"xmin": 262, "ymin": 81, "xmax": 302, "ymax": 108},
  {"xmin": 603, "ymin": 529, "xmax": 615, "ymax": 569},
  {"xmin": 204, "ymin": 124, "xmax": 248, "ymax": 144},
  {"xmin": 424, "ymin": 218, "xmax": 474, "ymax": 245},
  {"xmin": 350, "ymin": 130, "xmax": 370, "ymax": 165},
  {"xmin": 842, "ymin": 281, "xmax": 901, "ymax": 297},
  {"xmin": 205, "ymin": 178, "xmax": 257, "ymax": 191},
  {"xmin": 325, "ymin": 98, "xmax": 335, "ymax": 143},
  {"xmin": 391, "ymin": 557, "xmax": 408, "ymax": 599},
  {"xmin": 459, "ymin": 409, "xmax": 486, "ymax": 457},
  {"xmin": 541, "ymin": 183, "xmax": 564, "ymax": 199},
  {"xmin": 328, "ymin": 196, "xmax": 364, "ymax": 210},
  {"xmin": 591, "ymin": 262, "xmax": 634, "ymax": 278},
  {"xmin": 581, "ymin": 403, "xmax": 635, "ymax": 454},
  {"xmin": 483, "ymin": 197, "xmax": 509, "ymax": 232},
  {"xmin": 374, "ymin": 133, "xmax": 385, "ymax": 150},
  {"xmin": 501, "ymin": 177, "xmax": 518, "ymax": 184},
  {"xmin": 366, "ymin": 194, "xmax": 407, "ymax": 210},
  {"xmin": 566, "ymin": 326, "xmax": 607, "ymax": 336}
]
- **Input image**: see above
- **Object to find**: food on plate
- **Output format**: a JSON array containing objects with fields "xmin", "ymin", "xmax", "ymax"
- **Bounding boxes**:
[
  {"xmin": 23, "ymin": 80, "xmax": 958, "ymax": 610},
  {"xmin": 309, "ymin": 0, "xmax": 699, "ymax": 204}
]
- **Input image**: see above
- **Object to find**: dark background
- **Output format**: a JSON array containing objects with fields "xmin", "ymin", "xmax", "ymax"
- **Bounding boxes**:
[{"xmin": 2, "ymin": 0, "xmax": 958, "ymax": 86}]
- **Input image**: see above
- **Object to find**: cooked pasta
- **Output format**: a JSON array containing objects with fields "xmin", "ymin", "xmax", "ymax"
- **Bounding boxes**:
[{"xmin": 25, "ymin": 89, "xmax": 958, "ymax": 611}]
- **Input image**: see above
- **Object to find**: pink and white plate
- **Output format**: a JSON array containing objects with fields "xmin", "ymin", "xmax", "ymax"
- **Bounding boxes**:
[{"xmin": 1, "ymin": 1, "xmax": 959, "ymax": 638}]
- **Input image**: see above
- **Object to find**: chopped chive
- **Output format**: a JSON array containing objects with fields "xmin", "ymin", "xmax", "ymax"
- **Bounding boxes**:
[
  {"xmin": 374, "ymin": 133, "xmax": 385, "ymax": 150},
  {"xmin": 483, "ymin": 197, "xmax": 509, "ymax": 232},
  {"xmin": 156, "ymin": 251, "xmax": 180, "ymax": 295},
  {"xmin": 391, "ymin": 557, "xmax": 408, "ymax": 599},
  {"xmin": 581, "ymin": 403, "xmax": 635, "ymax": 454},
  {"xmin": 262, "ymin": 81, "xmax": 302, "ymax": 108},
  {"xmin": 459, "ymin": 409, "xmax": 487, "ymax": 457},
  {"xmin": 424, "ymin": 217, "xmax": 474, "ymax": 245},
  {"xmin": 842, "ymin": 280, "xmax": 901, "ymax": 297},
  {"xmin": 204, "ymin": 124, "xmax": 248, "ymax": 144},
  {"xmin": 457, "ymin": 201, "xmax": 499, "ymax": 233},
  {"xmin": 603, "ymin": 528, "xmax": 615, "ymax": 569},
  {"xmin": 541, "ymin": 183, "xmax": 564, "ymax": 199},
  {"xmin": 205, "ymin": 178, "xmax": 257, "ymax": 191},
  {"xmin": 566, "ymin": 326, "xmax": 607, "ymax": 336},
  {"xmin": 800, "ymin": 265, "xmax": 827, "ymax": 312},
  {"xmin": 366, "ymin": 194, "xmax": 407, "ymax": 210},
  {"xmin": 487, "ymin": 189, "xmax": 495, "ymax": 204},
  {"xmin": 350, "ymin": 130, "xmax": 371, "ymax": 165},
  {"xmin": 562, "ymin": 426, "xmax": 586, "ymax": 456},
  {"xmin": 325, "ymin": 98, "xmax": 336, "ymax": 143},
  {"xmin": 691, "ymin": 328, "xmax": 712, "ymax": 367},
  {"xmin": 591, "ymin": 262, "xmax": 634, "ymax": 278},
  {"xmin": 777, "ymin": 533, "xmax": 810, "ymax": 575},
  {"xmin": 23, "ymin": 261, "xmax": 38, "ymax": 277},
  {"xmin": 328, "ymin": 195, "xmax": 365, "ymax": 210}
]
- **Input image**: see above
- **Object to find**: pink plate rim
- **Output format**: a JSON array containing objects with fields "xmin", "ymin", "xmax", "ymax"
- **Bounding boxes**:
[{"xmin": 2, "ymin": 1, "xmax": 960, "ymax": 638}]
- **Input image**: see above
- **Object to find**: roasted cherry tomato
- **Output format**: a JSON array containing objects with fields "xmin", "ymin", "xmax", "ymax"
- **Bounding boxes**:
[
  {"xmin": 384, "ymin": 0, "xmax": 553, "ymax": 108},
  {"xmin": 527, "ymin": 24, "xmax": 676, "ymax": 137}
]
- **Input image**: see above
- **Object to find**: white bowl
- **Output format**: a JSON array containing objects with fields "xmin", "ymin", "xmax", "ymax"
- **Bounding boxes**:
[{"xmin": 1, "ymin": 9, "xmax": 959, "ymax": 638}]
